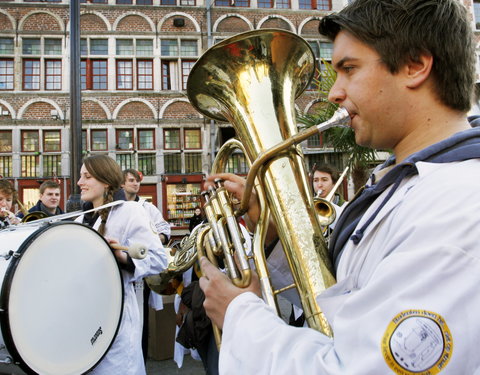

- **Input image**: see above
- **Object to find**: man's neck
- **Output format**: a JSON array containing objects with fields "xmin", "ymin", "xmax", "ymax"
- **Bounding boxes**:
[
  {"xmin": 40, "ymin": 202, "xmax": 56, "ymax": 215},
  {"xmin": 124, "ymin": 192, "xmax": 137, "ymax": 201},
  {"xmin": 393, "ymin": 100, "xmax": 470, "ymax": 163}
]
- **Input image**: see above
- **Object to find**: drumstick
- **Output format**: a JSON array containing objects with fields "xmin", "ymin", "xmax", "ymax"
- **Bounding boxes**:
[{"xmin": 110, "ymin": 243, "xmax": 148, "ymax": 260}]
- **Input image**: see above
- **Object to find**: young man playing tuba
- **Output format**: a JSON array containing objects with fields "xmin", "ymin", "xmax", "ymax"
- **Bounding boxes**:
[{"xmin": 199, "ymin": 0, "xmax": 480, "ymax": 373}]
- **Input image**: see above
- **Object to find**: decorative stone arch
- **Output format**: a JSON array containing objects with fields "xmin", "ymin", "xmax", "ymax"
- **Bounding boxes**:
[
  {"xmin": 158, "ymin": 12, "xmax": 201, "ymax": 32},
  {"xmin": 112, "ymin": 98, "xmax": 157, "ymax": 120},
  {"xmin": 0, "ymin": 10, "xmax": 16, "ymax": 31},
  {"xmin": 304, "ymin": 99, "xmax": 329, "ymax": 115},
  {"xmin": 17, "ymin": 98, "xmax": 64, "ymax": 120},
  {"xmin": 257, "ymin": 15, "xmax": 295, "ymax": 32},
  {"xmin": 294, "ymin": 103, "xmax": 301, "ymax": 115},
  {"xmin": 77, "ymin": 11, "xmax": 111, "ymax": 32},
  {"xmin": 19, "ymin": 11, "xmax": 64, "ymax": 32},
  {"xmin": 298, "ymin": 17, "xmax": 322, "ymax": 36},
  {"xmin": 113, "ymin": 12, "xmax": 155, "ymax": 32},
  {"xmin": 160, "ymin": 98, "xmax": 201, "ymax": 119},
  {"xmin": 213, "ymin": 14, "xmax": 253, "ymax": 33},
  {"xmin": 0, "ymin": 100, "xmax": 16, "ymax": 120},
  {"xmin": 82, "ymin": 98, "xmax": 112, "ymax": 120}
]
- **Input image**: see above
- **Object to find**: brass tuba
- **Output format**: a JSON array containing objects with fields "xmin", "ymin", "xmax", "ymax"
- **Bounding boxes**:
[{"xmin": 184, "ymin": 29, "xmax": 350, "ymax": 337}]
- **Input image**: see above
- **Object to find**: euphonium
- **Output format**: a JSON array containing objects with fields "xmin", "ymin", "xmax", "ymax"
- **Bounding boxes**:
[
  {"xmin": 184, "ymin": 29, "xmax": 350, "ymax": 337},
  {"xmin": 15, "ymin": 199, "xmax": 48, "ymax": 222}
]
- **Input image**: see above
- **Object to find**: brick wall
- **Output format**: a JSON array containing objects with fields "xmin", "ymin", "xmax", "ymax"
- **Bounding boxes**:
[
  {"xmin": 163, "ymin": 101, "xmax": 199, "ymax": 119},
  {"xmin": 0, "ymin": 13, "xmax": 14, "ymax": 31},
  {"xmin": 22, "ymin": 13, "xmax": 63, "ymax": 32},
  {"xmin": 82, "ymin": 101, "xmax": 109, "ymax": 120},
  {"xmin": 117, "ymin": 101, "xmax": 155, "ymax": 120},
  {"xmin": 117, "ymin": 15, "xmax": 153, "ymax": 32},
  {"xmin": 216, "ymin": 16, "xmax": 251, "ymax": 32},
  {"xmin": 22, "ymin": 102, "xmax": 57, "ymax": 120},
  {"xmin": 81, "ymin": 13, "xmax": 109, "ymax": 32}
]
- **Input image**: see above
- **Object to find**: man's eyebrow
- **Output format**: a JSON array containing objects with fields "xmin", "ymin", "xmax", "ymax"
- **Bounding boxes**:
[{"xmin": 334, "ymin": 57, "xmax": 359, "ymax": 70}]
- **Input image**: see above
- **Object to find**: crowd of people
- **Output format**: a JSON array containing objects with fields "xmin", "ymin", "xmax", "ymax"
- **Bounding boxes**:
[
  {"xmin": 0, "ymin": 158, "xmax": 201, "ymax": 374},
  {"xmin": 2, "ymin": 0, "xmax": 480, "ymax": 374},
  {"xmin": 0, "ymin": 157, "xmax": 344, "ymax": 375}
]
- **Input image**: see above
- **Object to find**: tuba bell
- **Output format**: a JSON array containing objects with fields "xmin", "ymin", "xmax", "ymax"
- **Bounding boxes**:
[{"xmin": 148, "ymin": 29, "xmax": 350, "ymax": 338}]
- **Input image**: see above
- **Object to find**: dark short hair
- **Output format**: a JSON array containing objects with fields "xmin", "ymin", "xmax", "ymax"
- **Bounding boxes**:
[
  {"xmin": 122, "ymin": 169, "xmax": 141, "ymax": 183},
  {"xmin": 0, "ymin": 179, "xmax": 16, "ymax": 200},
  {"xmin": 39, "ymin": 180, "xmax": 60, "ymax": 194},
  {"xmin": 319, "ymin": 0, "xmax": 475, "ymax": 112},
  {"xmin": 312, "ymin": 164, "xmax": 339, "ymax": 183}
]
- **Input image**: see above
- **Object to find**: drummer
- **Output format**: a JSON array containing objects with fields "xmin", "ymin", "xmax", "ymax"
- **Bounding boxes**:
[
  {"xmin": 0, "ymin": 179, "xmax": 20, "ymax": 227},
  {"xmin": 75, "ymin": 155, "xmax": 167, "ymax": 375}
]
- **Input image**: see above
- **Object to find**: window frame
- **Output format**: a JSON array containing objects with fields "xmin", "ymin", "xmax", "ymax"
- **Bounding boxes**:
[
  {"xmin": 137, "ymin": 129, "xmax": 155, "ymax": 150},
  {"xmin": 90, "ymin": 129, "xmax": 108, "ymax": 151},
  {"xmin": 214, "ymin": 0, "xmax": 249, "ymax": 6},
  {"xmin": 21, "ymin": 130, "xmax": 40, "ymax": 152},
  {"xmin": 164, "ymin": 128, "xmax": 181, "ymax": 150},
  {"xmin": 22, "ymin": 59, "xmax": 41, "ymax": 91},
  {"xmin": 475, "ymin": 0, "xmax": 480, "ymax": 29},
  {"xmin": 137, "ymin": 59, "xmax": 153, "ymax": 90},
  {"xmin": 0, "ymin": 38, "xmax": 14, "ymax": 55},
  {"xmin": 81, "ymin": 58, "xmax": 108, "ymax": 90},
  {"xmin": 0, "ymin": 58, "xmax": 14, "ymax": 91},
  {"xmin": 116, "ymin": 59, "xmax": 134, "ymax": 90},
  {"xmin": 160, "ymin": 38, "xmax": 198, "ymax": 91},
  {"xmin": 116, "ymin": 128, "xmax": 134, "ymax": 150},
  {"xmin": 43, "ymin": 130, "xmax": 62, "ymax": 153},
  {"xmin": 45, "ymin": 59, "xmax": 62, "ymax": 91},
  {"xmin": 0, "ymin": 130, "xmax": 12, "ymax": 153},
  {"xmin": 184, "ymin": 128, "xmax": 202, "ymax": 150},
  {"xmin": 184, "ymin": 152, "xmax": 202, "ymax": 173}
]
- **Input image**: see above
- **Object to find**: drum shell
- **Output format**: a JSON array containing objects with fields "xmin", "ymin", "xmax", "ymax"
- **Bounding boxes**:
[{"xmin": 0, "ymin": 222, "xmax": 124, "ymax": 375}]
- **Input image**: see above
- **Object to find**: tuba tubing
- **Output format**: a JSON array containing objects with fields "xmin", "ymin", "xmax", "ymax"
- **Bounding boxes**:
[{"xmin": 187, "ymin": 29, "xmax": 351, "ymax": 337}]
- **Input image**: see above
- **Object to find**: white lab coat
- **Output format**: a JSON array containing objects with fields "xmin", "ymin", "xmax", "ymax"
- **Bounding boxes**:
[
  {"xmin": 76, "ymin": 201, "xmax": 167, "ymax": 375},
  {"xmin": 135, "ymin": 198, "xmax": 171, "ymax": 312},
  {"xmin": 139, "ymin": 198, "xmax": 171, "ymax": 240},
  {"xmin": 219, "ymin": 160, "xmax": 480, "ymax": 374}
]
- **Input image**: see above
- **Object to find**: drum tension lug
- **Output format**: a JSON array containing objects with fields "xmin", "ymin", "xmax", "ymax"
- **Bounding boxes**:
[{"xmin": 2, "ymin": 250, "xmax": 14, "ymax": 260}]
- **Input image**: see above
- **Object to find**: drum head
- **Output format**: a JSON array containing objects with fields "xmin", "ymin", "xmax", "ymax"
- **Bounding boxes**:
[{"xmin": 0, "ymin": 222, "xmax": 123, "ymax": 375}]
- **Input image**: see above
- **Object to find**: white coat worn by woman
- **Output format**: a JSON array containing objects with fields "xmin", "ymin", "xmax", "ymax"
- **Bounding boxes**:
[
  {"xmin": 76, "ymin": 202, "xmax": 167, "ymax": 375},
  {"xmin": 75, "ymin": 155, "xmax": 167, "ymax": 375}
]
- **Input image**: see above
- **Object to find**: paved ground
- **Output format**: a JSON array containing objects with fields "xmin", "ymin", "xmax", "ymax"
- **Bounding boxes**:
[
  {"xmin": 147, "ymin": 355, "xmax": 206, "ymax": 375},
  {"xmin": 145, "ymin": 296, "xmax": 293, "ymax": 375}
]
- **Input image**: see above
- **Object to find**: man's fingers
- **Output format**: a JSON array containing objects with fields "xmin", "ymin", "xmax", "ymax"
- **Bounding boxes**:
[{"xmin": 199, "ymin": 256, "xmax": 214, "ymax": 277}]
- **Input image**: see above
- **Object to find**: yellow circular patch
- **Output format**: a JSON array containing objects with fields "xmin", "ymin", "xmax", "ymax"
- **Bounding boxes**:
[{"xmin": 381, "ymin": 310, "xmax": 453, "ymax": 375}]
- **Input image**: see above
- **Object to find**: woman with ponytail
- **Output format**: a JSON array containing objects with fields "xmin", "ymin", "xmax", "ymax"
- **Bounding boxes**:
[{"xmin": 75, "ymin": 155, "xmax": 167, "ymax": 375}]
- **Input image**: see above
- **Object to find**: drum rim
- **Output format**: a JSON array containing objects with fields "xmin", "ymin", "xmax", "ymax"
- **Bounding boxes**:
[{"xmin": 0, "ymin": 221, "xmax": 124, "ymax": 375}]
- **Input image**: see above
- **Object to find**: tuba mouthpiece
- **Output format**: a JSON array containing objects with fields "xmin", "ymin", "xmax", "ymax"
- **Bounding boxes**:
[{"xmin": 316, "ymin": 107, "xmax": 351, "ymax": 133}]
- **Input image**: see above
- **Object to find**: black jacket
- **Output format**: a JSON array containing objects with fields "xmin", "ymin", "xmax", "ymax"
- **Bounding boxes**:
[
  {"xmin": 17, "ymin": 200, "xmax": 64, "ymax": 219},
  {"xmin": 189, "ymin": 214, "xmax": 204, "ymax": 233}
]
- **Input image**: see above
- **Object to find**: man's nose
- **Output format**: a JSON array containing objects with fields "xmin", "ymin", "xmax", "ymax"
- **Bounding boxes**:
[{"xmin": 327, "ymin": 79, "xmax": 346, "ymax": 104}]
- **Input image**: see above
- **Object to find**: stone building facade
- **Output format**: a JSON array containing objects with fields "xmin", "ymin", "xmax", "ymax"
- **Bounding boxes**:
[{"xmin": 0, "ymin": 0, "xmax": 478, "ymax": 235}]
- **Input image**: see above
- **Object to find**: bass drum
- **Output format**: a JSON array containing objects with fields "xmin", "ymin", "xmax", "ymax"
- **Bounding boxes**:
[{"xmin": 0, "ymin": 221, "xmax": 123, "ymax": 375}]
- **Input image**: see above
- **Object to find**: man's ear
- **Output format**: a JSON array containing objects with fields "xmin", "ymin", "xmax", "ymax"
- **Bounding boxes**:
[{"xmin": 405, "ymin": 53, "xmax": 433, "ymax": 89}]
